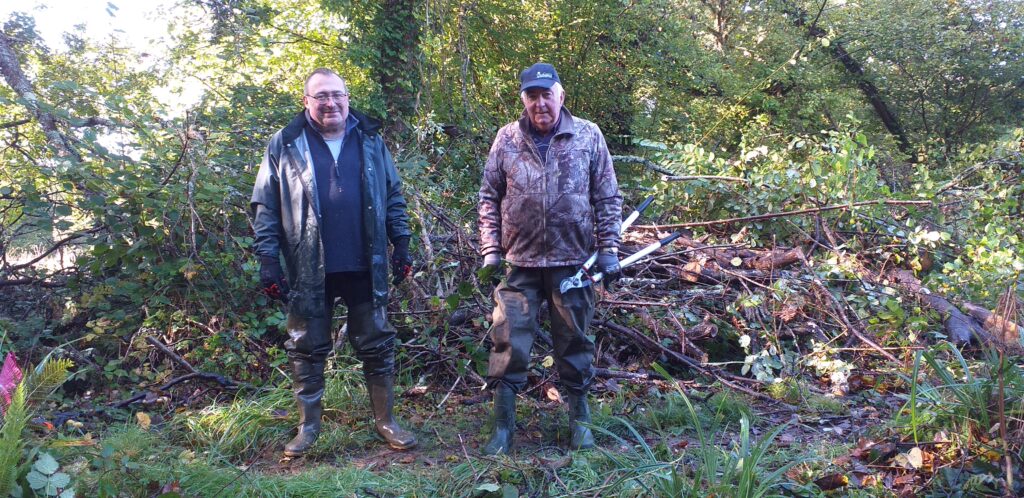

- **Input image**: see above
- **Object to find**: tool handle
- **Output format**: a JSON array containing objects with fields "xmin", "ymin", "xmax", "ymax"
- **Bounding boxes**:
[
  {"xmin": 635, "ymin": 195, "xmax": 656, "ymax": 215},
  {"xmin": 589, "ymin": 231, "xmax": 681, "ymax": 284},
  {"xmin": 618, "ymin": 232, "xmax": 680, "ymax": 267},
  {"xmin": 618, "ymin": 195, "xmax": 655, "ymax": 235},
  {"xmin": 583, "ymin": 195, "xmax": 656, "ymax": 272}
]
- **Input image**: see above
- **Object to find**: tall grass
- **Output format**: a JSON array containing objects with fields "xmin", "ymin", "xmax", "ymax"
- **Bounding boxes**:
[
  {"xmin": 898, "ymin": 342, "xmax": 1014, "ymax": 440},
  {"xmin": 588, "ymin": 364, "xmax": 812, "ymax": 497}
]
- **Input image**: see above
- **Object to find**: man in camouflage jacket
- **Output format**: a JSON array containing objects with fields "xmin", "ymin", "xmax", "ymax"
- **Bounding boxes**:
[{"xmin": 478, "ymin": 62, "xmax": 623, "ymax": 455}]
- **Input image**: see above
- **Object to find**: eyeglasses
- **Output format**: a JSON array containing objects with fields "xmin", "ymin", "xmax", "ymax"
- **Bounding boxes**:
[{"xmin": 306, "ymin": 92, "xmax": 349, "ymax": 104}]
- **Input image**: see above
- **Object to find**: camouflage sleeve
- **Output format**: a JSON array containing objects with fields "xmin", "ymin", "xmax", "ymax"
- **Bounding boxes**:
[
  {"xmin": 589, "ymin": 124, "xmax": 622, "ymax": 250},
  {"xmin": 478, "ymin": 128, "xmax": 506, "ymax": 256}
]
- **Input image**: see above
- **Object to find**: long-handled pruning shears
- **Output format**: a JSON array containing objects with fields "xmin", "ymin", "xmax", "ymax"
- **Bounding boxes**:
[
  {"xmin": 560, "ymin": 231, "xmax": 683, "ymax": 292},
  {"xmin": 559, "ymin": 195, "xmax": 664, "ymax": 294}
]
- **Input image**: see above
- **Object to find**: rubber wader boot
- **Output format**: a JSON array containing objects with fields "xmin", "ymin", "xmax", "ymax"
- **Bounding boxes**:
[
  {"xmin": 366, "ymin": 376, "xmax": 417, "ymax": 450},
  {"xmin": 483, "ymin": 384, "xmax": 516, "ymax": 455},
  {"xmin": 284, "ymin": 360, "xmax": 325, "ymax": 457},
  {"xmin": 568, "ymin": 393, "xmax": 595, "ymax": 450}
]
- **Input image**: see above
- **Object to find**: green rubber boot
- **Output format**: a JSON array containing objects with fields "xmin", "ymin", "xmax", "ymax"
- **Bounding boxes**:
[
  {"xmin": 568, "ymin": 393, "xmax": 595, "ymax": 450},
  {"xmin": 366, "ymin": 376, "xmax": 418, "ymax": 450},
  {"xmin": 283, "ymin": 359, "xmax": 325, "ymax": 457},
  {"xmin": 483, "ymin": 384, "xmax": 516, "ymax": 455}
]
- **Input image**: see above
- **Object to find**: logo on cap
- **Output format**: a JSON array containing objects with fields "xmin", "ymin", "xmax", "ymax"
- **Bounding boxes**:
[{"xmin": 536, "ymin": 72, "xmax": 553, "ymax": 79}]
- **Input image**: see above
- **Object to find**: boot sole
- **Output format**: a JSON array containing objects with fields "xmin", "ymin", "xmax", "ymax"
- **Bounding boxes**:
[{"xmin": 387, "ymin": 440, "xmax": 418, "ymax": 450}]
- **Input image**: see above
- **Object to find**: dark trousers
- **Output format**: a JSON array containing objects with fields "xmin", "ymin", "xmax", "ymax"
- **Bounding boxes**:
[
  {"xmin": 284, "ymin": 272, "xmax": 396, "ymax": 377},
  {"xmin": 486, "ymin": 266, "xmax": 596, "ymax": 395}
]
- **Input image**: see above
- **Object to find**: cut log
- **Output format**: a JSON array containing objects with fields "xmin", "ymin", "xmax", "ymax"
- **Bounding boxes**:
[
  {"xmin": 886, "ymin": 269, "xmax": 987, "ymax": 344},
  {"xmin": 962, "ymin": 303, "xmax": 1023, "ymax": 346}
]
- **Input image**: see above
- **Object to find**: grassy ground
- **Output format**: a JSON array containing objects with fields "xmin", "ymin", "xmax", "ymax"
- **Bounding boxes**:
[{"xmin": 38, "ymin": 354, "xmax": 910, "ymax": 497}]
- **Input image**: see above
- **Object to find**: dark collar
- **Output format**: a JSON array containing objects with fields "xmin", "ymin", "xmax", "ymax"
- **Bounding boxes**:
[
  {"xmin": 281, "ymin": 108, "xmax": 382, "ymax": 145},
  {"xmin": 519, "ymin": 106, "xmax": 575, "ymax": 138},
  {"xmin": 302, "ymin": 111, "xmax": 358, "ymax": 140}
]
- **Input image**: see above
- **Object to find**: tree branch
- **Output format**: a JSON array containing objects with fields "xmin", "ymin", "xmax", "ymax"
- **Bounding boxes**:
[
  {"xmin": 0, "ymin": 32, "xmax": 81, "ymax": 163},
  {"xmin": 613, "ymin": 155, "xmax": 750, "ymax": 183},
  {"xmin": 636, "ymin": 199, "xmax": 932, "ymax": 230}
]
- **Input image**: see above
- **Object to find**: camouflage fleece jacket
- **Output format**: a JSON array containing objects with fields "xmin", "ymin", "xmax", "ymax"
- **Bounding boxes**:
[{"xmin": 478, "ymin": 107, "xmax": 622, "ymax": 267}]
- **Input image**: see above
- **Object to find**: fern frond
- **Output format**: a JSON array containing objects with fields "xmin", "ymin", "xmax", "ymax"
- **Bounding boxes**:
[
  {"xmin": 26, "ymin": 357, "xmax": 73, "ymax": 405},
  {"xmin": 0, "ymin": 382, "xmax": 28, "ymax": 497}
]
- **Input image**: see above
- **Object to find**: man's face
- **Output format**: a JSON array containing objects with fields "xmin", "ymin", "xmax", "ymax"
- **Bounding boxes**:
[
  {"xmin": 304, "ymin": 73, "xmax": 349, "ymax": 133},
  {"xmin": 522, "ymin": 86, "xmax": 564, "ymax": 134}
]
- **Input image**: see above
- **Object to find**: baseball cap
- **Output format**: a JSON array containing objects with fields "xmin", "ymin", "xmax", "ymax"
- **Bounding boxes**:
[{"xmin": 519, "ymin": 62, "xmax": 560, "ymax": 91}]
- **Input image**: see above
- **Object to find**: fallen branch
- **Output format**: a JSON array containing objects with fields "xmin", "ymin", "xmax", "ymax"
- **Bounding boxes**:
[
  {"xmin": 111, "ymin": 372, "xmax": 238, "ymax": 409},
  {"xmin": 637, "ymin": 199, "xmax": 933, "ymax": 230},
  {"xmin": 108, "ymin": 336, "xmax": 247, "ymax": 409},
  {"xmin": 594, "ymin": 367, "xmax": 650, "ymax": 381},
  {"xmin": 595, "ymin": 319, "xmax": 794, "ymax": 408},
  {"xmin": 145, "ymin": 336, "xmax": 200, "ymax": 373},
  {"xmin": 796, "ymin": 253, "xmax": 900, "ymax": 363},
  {"xmin": 884, "ymin": 269, "xmax": 988, "ymax": 344},
  {"xmin": 612, "ymin": 155, "xmax": 750, "ymax": 184},
  {"xmin": 962, "ymin": 303, "xmax": 1023, "ymax": 345}
]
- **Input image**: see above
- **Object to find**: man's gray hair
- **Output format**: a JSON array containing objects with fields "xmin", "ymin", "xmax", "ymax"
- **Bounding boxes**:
[
  {"xmin": 520, "ymin": 82, "xmax": 564, "ymax": 100},
  {"xmin": 304, "ymin": 68, "xmax": 346, "ymax": 94}
]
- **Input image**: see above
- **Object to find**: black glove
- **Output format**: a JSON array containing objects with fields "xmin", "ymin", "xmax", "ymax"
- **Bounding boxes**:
[
  {"xmin": 259, "ymin": 255, "xmax": 289, "ymax": 302},
  {"xmin": 391, "ymin": 236, "xmax": 413, "ymax": 284},
  {"xmin": 596, "ymin": 249, "xmax": 620, "ymax": 288}
]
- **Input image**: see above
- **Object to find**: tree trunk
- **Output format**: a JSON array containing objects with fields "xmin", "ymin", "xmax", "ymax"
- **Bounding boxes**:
[
  {"xmin": 0, "ymin": 32, "xmax": 80, "ymax": 163},
  {"xmin": 783, "ymin": 1, "xmax": 914, "ymax": 159},
  {"xmin": 373, "ymin": 0, "xmax": 423, "ymax": 140}
]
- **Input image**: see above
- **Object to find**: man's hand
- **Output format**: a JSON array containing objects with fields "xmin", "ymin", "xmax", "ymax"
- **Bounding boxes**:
[
  {"xmin": 596, "ymin": 249, "xmax": 620, "ymax": 288},
  {"xmin": 478, "ymin": 253, "xmax": 503, "ymax": 286},
  {"xmin": 259, "ymin": 255, "xmax": 290, "ymax": 302},
  {"xmin": 391, "ymin": 237, "xmax": 413, "ymax": 284}
]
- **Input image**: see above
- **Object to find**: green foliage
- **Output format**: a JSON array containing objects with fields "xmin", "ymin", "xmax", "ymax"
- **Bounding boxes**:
[
  {"xmin": 599, "ymin": 364, "xmax": 813, "ymax": 497},
  {"xmin": 824, "ymin": 0, "xmax": 1024, "ymax": 153},
  {"xmin": 0, "ymin": 383, "xmax": 28, "ymax": 497},
  {"xmin": 0, "ymin": 354, "xmax": 74, "ymax": 498},
  {"xmin": 896, "ymin": 343, "xmax": 1009, "ymax": 441},
  {"xmin": 893, "ymin": 343, "xmax": 1024, "ymax": 495},
  {"xmin": 25, "ymin": 452, "xmax": 73, "ymax": 498}
]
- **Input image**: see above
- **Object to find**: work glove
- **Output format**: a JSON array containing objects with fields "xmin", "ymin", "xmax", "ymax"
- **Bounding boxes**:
[
  {"xmin": 478, "ymin": 253, "xmax": 503, "ymax": 286},
  {"xmin": 596, "ymin": 249, "xmax": 621, "ymax": 288},
  {"xmin": 391, "ymin": 236, "xmax": 413, "ymax": 285},
  {"xmin": 259, "ymin": 255, "xmax": 290, "ymax": 302}
]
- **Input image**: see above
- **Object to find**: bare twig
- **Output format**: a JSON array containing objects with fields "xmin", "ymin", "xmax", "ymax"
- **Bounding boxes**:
[{"xmin": 637, "ymin": 199, "xmax": 933, "ymax": 230}]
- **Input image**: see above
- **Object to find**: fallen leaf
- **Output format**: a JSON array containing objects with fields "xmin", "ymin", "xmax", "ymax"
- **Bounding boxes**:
[
  {"xmin": 906, "ymin": 447, "xmax": 923, "ymax": 469},
  {"xmin": 136, "ymin": 411, "xmax": 151, "ymax": 430},
  {"xmin": 51, "ymin": 434, "xmax": 97, "ymax": 447},
  {"xmin": 813, "ymin": 473, "xmax": 850, "ymax": 491},
  {"xmin": 541, "ymin": 356, "xmax": 554, "ymax": 368},
  {"xmin": 538, "ymin": 455, "xmax": 571, "ymax": 470},
  {"xmin": 404, "ymin": 385, "xmax": 429, "ymax": 397},
  {"xmin": 867, "ymin": 442, "xmax": 897, "ymax": 463},
  {"xmin": 544, "ymin": 385, "xmax": 562, "ymax": 402}
]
